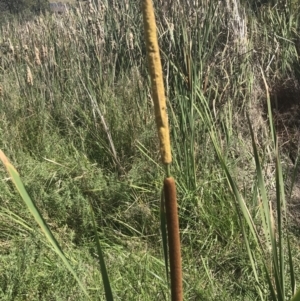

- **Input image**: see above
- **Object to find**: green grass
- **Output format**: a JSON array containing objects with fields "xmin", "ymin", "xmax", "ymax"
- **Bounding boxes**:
[{"xmin": 0, "ymin": 0, "xmax": 300, "ymax": 300}]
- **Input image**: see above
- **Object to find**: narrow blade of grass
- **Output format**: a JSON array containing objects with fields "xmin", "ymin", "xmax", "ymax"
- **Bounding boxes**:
[
  {"xmin": 88, "ymin": 200, "xmax": 114, "ymax": 301},
  {"xmin": 275, "ymin": 142, "xmax": 285, "ymax": 299},
  {"xmin": 247, "ymin": 115, "xmax": 272, "ymax": 251},
  {"xmin": 248, "ymin": 115, "xmax": 284, "ymax": 299},
  {"xmin": 210, "ymin": 130, "xmax": 261, "ymax": 282},
  {"xmin": 160, "ymin": 187, "xmax": 169, "ymax": 284},
  {"xmin": 263, "ymin": 261, "xmax": 279, "ymax": 301}
]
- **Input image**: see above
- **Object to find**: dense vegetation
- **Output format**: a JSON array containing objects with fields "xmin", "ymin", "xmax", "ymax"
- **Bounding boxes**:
[{"xmin": 0, "ymin": 0, "xmax": 300, "ymax": 300}]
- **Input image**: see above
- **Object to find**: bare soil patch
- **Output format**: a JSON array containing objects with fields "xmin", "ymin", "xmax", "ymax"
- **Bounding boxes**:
[{"xmin": 265, "ymin": 79, "xmax": 300, "ymax": 231}]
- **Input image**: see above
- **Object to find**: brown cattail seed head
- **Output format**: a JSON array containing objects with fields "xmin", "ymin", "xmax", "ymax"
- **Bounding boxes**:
[
  {"xmin": 87, "ymin": 0, "xmax": 95, "ymax": 14},
  {"xmin": 96, "ymin": 20, "xmax": 104, "ymax": 41},
  {"xmin": 7, "ymin": 38, "xmax": 14, "ymax": 55},
  {"xmin": 34, "ymin": 46, "xmax": 41, "ymax": 66},
  {"xmin": 128, "ymin": 32, "xmax": 134, "ymax": 50},
  {"xmin": 23, "ymin": 44, "xmax": 29, "ymax": 63},
  {"xmin": 111, "ymin": 39, "xmax": 116, "ymax": 50},
  {"xmin": 75, "ymin": 7, "xmax": 81, "ymax": 16},
  {"xmin": 26, "ymin": 65, "xmax": 33, "ymax": 86},
  {"xmin": 41, "ymin": 45, "xmax": 48, "ymax": 62},
  {"xmin": 96, "ymin": 18, "xmax": 101, "ymax": 29},
  {"xmin": 125, "ymin": 0, "xmax": 129, "ymax": 11}
]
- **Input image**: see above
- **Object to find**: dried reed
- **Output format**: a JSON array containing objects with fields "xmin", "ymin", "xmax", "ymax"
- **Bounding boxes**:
[{"xmin": 26, "ymin": 65, "xmax": 33, "ymax": 86}]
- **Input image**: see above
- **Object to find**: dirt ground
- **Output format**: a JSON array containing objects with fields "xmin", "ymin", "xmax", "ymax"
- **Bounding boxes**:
[{"xmin": 268, "ymin": 79, "xmax": 300, "ymax": 233}]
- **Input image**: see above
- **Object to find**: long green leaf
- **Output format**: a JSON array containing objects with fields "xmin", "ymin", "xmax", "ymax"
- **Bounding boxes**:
[
  {"xmin": 290, "ymin": 289, "xmax": 300, "ymax": 301},
  {"xmin": 160, "ymin": 187, "xmax": 169, "ymax": 285},
  {"xmin": 88, "ymin": 200, "xmax": 114, "ymax": 301}
]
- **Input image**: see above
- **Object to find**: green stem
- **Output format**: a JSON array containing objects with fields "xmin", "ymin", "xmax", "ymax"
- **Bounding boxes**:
[{"xmin": 165, "ymin": 164, "xmax": 171, "ymax": 178}]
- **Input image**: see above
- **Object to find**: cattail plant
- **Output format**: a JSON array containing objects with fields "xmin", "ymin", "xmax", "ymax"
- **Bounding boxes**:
[
  {"xmin": 128, "ymin": 31, "xmax": 134, "ymax": 50},
  {"xmin": 26, "ymin": 64, "xmax": 33, "ymax": 86},
  {"xmin": 7, "ymin": 38, "xmax": 14, "ymax": 56},
  {"xmin": 34, "ymin": 46, "xmax": 41, "ymax": 66},
  {"xmin": 142, "ymin": 0, "xmax": 183, "ymax": 300},
  {"xmin": 23, "ymin": 44, "xmax": 29, "ymax": 63}
]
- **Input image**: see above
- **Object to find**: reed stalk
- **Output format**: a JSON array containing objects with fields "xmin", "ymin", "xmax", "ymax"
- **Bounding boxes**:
[{"xmin": 142, "ymin": 1, "xmax": 183, "ymax": 300}]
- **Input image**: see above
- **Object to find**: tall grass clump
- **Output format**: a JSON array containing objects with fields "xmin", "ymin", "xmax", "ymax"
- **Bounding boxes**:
[
  {"xmin": 142, "ymin": 0, "xmax": 183, "ymax": 299},
  {"xmin": 208, "ymin": 93, "xmax": 300, "ymax": 300}
]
